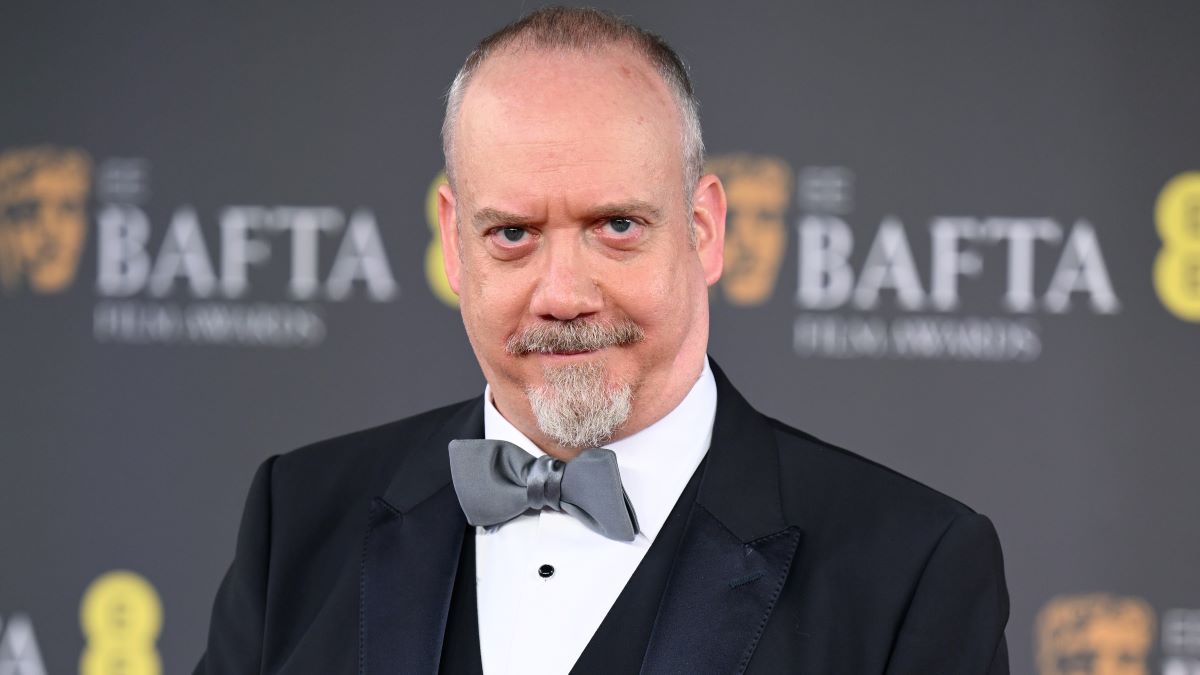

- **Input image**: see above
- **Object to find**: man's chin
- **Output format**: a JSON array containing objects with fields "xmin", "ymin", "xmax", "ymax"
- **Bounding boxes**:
[{"xmin": 525, "ymin": 357, "xmax": 634, "ymax": 449}]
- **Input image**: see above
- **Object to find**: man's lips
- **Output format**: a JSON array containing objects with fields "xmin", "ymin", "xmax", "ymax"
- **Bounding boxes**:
[{"xmin": 537, "ymin": 347, "xmax": 602, "ymax": 357}]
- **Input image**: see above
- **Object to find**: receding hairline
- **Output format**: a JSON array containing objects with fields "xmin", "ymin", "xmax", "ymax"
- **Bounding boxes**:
[
  {"xmin": 453, "ymin": 43, "xmax": 683, "ymax": 143},
  {"xmin": 440, "ymin": 7, "xmax": 706, "ymax": 243},
  {"xmin": 446, "ymin": 39, "xmax": 687, "ymax": 163},
  {"xmin": 451, "ymin": 7, "xmax": 695, "ymax": 102}
]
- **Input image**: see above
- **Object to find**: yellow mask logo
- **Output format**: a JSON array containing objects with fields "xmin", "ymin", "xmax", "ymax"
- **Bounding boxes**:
[
  {"xmin": 80, "ymin": 570, "xmax": 163, "ymax": 675},
  {"xmin": 706, "ymin": 154, "xmax": 792, "ymax": 306},
  {"xmin": 1036, "ymin": 594, "xmax": 1155, "ymax": 675},
  {"xmin": 0, "ymin": 146, "xmax": 92, "ymax": 294}
]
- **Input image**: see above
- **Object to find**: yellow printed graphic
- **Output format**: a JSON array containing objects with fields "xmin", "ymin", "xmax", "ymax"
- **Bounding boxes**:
[
  {"xmin": 80, "ymin": 570, "xmax": 163, "ymax": 675},
  {"xmin": 0, "ymin": 146, "xmax": 92, "ymax": 294},
  {"xmin": 1035, "ymin": 593, "xmax": 1154, "ymax": 675},
  {"xmin": 1154, "ymin": 171, "xmax": 1200, "ymax": 321},
  {"xmin": 425, "ymin": 170, "xmax": 459, "ymax": 307},
  {"xmin": 706, "ymin": 154, "xmax": 792, "ymax": 306}
]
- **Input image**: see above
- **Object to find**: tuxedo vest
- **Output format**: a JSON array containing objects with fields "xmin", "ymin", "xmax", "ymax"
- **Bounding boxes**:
[{"xmin": 438, "ymin": 457, "xmax": 707, "ymax": 675}]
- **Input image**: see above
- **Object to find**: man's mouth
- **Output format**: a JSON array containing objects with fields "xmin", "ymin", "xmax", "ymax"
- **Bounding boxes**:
[{"xmin": 543, "ymin": 348, "xmax": 598, "ymax": 357}]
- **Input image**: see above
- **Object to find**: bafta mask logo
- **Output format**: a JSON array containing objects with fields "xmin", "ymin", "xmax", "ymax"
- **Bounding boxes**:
[
  {"xmin": 706, "ymin": 154, "xmax": 792, "ymax": 306},
  {"xmin": 1036, "ymin": 594, "xmax": 1156, "ymax": 675},
  {"xmin": 0, "ymin": 146, "xmax": 92, "ymax": 294}
]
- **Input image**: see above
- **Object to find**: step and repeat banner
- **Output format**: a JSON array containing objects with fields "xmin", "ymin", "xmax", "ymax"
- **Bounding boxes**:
[{"xmin": 2, "ymin": 2, "xmax": 1197, "ymax": 673}]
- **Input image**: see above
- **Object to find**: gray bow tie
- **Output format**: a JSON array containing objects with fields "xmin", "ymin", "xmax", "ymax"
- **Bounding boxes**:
[{"xmin": 448, "ymin": 439, "xmax": 639, "ymax": 542}]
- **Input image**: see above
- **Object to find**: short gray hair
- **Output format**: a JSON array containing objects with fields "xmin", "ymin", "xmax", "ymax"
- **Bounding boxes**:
[{"xmin": 441, "ymin": 7, "xmax": 705, "ymax": 218}]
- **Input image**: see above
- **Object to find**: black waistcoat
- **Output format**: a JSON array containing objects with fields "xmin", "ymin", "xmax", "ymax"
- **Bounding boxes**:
[{"xmin": 439, "ymin": 458, "xmax": 707, "ymax": 675}]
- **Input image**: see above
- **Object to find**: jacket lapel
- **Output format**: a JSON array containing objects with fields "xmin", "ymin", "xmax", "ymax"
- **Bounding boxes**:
[
  {"xmin": 640, "ymin": 361, "xmax": 801, "ymax": 675},
  {"xmin": 360, "ymin": 398, "xmax": 483, "ymax": 675},
  {"xmin": 358, "ymin": 361, "xmax": 796, "ymax": 675}
]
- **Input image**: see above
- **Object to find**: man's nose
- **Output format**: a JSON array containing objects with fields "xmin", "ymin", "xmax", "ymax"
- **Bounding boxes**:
[{"xmin": 528, "ymin": 240, "xmax": 603, "ymax": 321}]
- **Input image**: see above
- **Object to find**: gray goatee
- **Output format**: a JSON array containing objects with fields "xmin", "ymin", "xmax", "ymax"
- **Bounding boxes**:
[{"xmin": 507, "ymin": 319, "xmax": 645, "ymax": 449}]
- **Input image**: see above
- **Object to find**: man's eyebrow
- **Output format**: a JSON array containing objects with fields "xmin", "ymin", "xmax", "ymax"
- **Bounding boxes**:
[
  {"xmin": 471, "ymin": 207, "xmax": 534, "ymax": 230},
  {"xmin": 470, "ymin": 200, "xmax": 664, "ymax": 230},
  {"xmin": 585, "ymin": 200, "xmax": 663, "ymax": 221}
]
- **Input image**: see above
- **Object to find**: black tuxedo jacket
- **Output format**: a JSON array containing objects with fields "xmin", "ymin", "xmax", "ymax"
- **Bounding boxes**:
[{"xmin": 195, "ymin": 362, "xmax": 1009, "ymax": 674}]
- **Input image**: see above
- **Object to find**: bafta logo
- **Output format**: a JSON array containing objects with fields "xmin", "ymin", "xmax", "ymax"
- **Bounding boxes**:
[
  {"xmin": 706, "ymin": 154, "xmax": 792, "ymax": 306},
  {"xmin": 0, "ymin": 146, "xmax": 92, "ymax": 294},
  {"xmin": 1036, "ymin": 594, "xmax": 1155, "ymax": 675},
  {"xmin": 705, "ymin": 153, "xmax": 792, "ymax": 303}
]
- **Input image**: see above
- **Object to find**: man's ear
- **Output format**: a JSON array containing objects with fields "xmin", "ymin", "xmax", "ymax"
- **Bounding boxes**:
[
  {"xmin": 437, "ymin": 183, "xmax": 463, "ymax": 295},
  {"xmin": 692, "ymin": 174, "xmax": 727, "ymax": 286}
]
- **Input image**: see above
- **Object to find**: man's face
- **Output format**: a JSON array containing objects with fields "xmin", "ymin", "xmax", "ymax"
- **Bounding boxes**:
[
  {"xmin": 438, "ymin": 47, "xmax": 725, "ymax": 450},
  {"xmin": 0, "ymin": 152, "xmax": 90, "ymax": 293}
]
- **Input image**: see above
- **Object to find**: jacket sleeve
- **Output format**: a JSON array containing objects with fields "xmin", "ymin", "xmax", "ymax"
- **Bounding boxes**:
[
  {"xmin": 193, "ymin": 455, "xmax": 278, "ymax": 675},
  {"xmin": 884, "ymin": 512, "xmax": 1010, "ymax": 675}
]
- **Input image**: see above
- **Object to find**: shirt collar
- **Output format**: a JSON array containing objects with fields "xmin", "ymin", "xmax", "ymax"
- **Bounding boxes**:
[{"xmin": 482, "ymin": 356, "xmax": 717, "ymax": 542}]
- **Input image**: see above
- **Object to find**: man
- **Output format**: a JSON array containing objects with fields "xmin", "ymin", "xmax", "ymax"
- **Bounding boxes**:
[{"xmin": 196, "ymin": 8, "xmax": 1009, "ymax": 674}]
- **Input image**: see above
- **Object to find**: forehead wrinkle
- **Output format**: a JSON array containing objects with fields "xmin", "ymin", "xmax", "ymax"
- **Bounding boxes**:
[
  {"xmin": 460, "ymin": 128, "xmax": 655, "ymax": 184},
  {"xmin": 463, "ymin": 105, "xmax": 663, "ymax": 153},
  {"xmin": 464, "ymin": 147, "xmax": 663, "ymax": 205},
  {"xmin": 452, "ymin": 48, "xmax": 687, "ymax": 232}
]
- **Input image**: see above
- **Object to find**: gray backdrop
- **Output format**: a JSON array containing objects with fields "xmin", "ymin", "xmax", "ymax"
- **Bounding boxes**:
[{"xmin": 2, "ymin": 2, "xmax": 1198, "ymax": 674}]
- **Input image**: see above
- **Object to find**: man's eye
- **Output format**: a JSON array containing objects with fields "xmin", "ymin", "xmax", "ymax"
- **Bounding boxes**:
[
  {"xmin": 605, "ymin": 217, "xmax": 635, "ymax": 234},
  {"xmin": 498, "ymin": 227, "xmax": 527, "ymax": 243}
]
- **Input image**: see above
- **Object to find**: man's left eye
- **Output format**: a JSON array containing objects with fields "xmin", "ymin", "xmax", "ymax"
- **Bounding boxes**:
[
  {"xmin": 605, "ymin": 217, "xmax": 636, "ymax": 234},
  {"xmin": 498, "ymin": 227, "xmax": 527, "ymax": 243}
]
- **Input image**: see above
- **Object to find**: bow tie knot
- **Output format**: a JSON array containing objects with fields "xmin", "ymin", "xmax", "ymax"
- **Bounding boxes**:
[
  {"xmin": 525, "ymin": 455, "xmax": 565, "ymax": 511},
  {"xmin": 448, "ymin": 439, "xmax": 639, "ymax": 542}
]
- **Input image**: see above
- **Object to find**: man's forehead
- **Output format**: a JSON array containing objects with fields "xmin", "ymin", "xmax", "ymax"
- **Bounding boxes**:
[
  {"xmin": 456, "ymin": 46, "xmax": 680, "ymax": 148},
  {"xmin": 472, "ymin": 43, "xmax": 671, "ymax": 93},
  {"xmin": 451, "ymin": 46, "xmax": 685, "ymax": 219}
]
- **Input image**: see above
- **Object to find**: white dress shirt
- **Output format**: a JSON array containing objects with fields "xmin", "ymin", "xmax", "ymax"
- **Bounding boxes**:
[{"xmin": 474, "ymin": 356, "xmax": 717, "ymax": 675}]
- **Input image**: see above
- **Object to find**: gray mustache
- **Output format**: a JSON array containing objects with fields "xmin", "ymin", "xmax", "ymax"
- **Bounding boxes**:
[{"xmin": 506, "ymin": 319, "xmax": 646, "ymax": 356}]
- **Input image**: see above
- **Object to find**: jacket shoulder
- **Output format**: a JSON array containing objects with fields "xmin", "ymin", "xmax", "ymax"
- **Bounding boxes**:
[
  {"xmin": 752, "ymin": 416, "xmax": 1008, "ymax": 673},
  {"xmin": 269, "ymin": 397, "xmax": 477, "ymax": 510},
  {"xmin": 768, "ymin": 416, "xmax": 981, "ymax": 543}
]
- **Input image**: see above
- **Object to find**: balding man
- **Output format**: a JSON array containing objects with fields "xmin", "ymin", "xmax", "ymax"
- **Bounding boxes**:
[{"xmin": 196, "ymin": 8, "xmax": 1009, "ymax": 674}]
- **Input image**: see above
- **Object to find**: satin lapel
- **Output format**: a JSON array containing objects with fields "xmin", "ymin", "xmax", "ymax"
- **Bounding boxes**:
[
  {"xmin": 359, "ymin": 398, "xmax": 484, "ymax": 675},
  {"xmin": 640, "ymin": 360, "xmax": 801, "ymax": 675}
]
